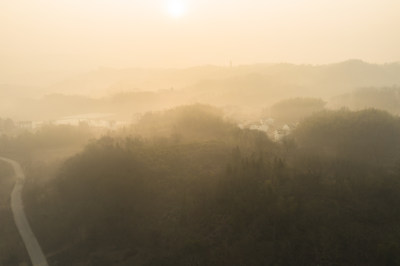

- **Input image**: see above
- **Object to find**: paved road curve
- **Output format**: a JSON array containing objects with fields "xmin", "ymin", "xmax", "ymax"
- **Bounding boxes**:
[{"xmin": 0, "ymin": 157, "xmax": 49, "ymax": 266}]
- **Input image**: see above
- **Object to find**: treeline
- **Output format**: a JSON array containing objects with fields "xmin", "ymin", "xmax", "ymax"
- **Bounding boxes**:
[
  {"xmin": 0, "ymin": 118, "xmax": 16, "ymax": 133},
  {"xmin": 0, "ymin": 123, "xmax": 93, "ymax": 160},
  {"xmin": 25, "ymin": 105, "xmax": 400, "ymax": 265},
  {"xmin": 331, "ymin": 86, "xmax": 400, "ymax": 115}
]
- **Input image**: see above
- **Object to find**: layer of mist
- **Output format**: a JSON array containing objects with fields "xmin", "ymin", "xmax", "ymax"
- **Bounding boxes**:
[{"xmin": 2, "ymin": 60, "xmax": 400, "ymax": 265}]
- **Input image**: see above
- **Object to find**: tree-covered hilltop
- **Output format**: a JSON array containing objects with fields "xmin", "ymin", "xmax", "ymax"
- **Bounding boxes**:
[
  {"xmin": 266, "ymin": 97, "xmax": 326, "ymax": 126},
  {"xmin": 130, "ymin": 104, "xmax": 276, "ymax": 155},
  {"xmin": 133, "ymin": 104, "xmax": 234, "ymax": 142},
  {"xmin": 24, "ymin": 105, "xmax": 400, "ymax": 265},
  {"xmin": 293, "ymin": 108, "xmax": 400, "ymax": 166}
]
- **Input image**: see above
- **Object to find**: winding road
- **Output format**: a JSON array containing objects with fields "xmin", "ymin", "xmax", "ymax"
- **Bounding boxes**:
[{"xmin": 0, "ymin": 157, "xmax": 49, "ymax": 266}]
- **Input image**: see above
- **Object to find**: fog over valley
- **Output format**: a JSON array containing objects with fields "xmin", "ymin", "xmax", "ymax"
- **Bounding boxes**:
[
  {"xmin": 3, "ymin": 60, "xmax": 400, "ymax": 122},
  {"xmin": 1, "ymin": 0, "xmax": 400, "ymax": 265}
]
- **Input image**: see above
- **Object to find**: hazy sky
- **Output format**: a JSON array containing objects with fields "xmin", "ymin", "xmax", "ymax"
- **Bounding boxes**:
[{"xmin": 1, "ymin": 0, "xmax": 400, "ymax": 75}]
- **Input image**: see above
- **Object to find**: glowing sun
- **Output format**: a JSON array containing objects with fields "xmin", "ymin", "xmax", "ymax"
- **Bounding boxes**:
[{"xmin": 166, "ymin": 1, "xmax": 187, "ymax": 19}]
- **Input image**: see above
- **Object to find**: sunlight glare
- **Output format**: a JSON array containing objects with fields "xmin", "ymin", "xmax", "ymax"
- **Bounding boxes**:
[{"xmin": 166, "ymin": 1, "xmax": 187, "ymax": 19}]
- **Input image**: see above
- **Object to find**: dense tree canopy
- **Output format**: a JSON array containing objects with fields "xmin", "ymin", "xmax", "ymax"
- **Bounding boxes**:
[
  {"xmin": 293, "ymin": 109, "xmax": 400, "ymax": 166},
  {"xmin": 22, "ymin": 105, "xmax": 400, "ymax": 266},
  {"xmin": 0, "ymin": 123, "xmax": 93, "ymax": 159}
]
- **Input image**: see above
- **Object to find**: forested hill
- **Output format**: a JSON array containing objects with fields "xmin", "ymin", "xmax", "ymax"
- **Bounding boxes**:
[{"xmin": 23, "ymin": 105, "xmax": 400, "ymax": 265}]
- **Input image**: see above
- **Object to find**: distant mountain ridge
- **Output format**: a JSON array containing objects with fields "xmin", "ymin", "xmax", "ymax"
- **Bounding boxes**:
[
  {"xmin": 2, "ymin": 60, "xmax": 400, "ymax": 120},
  {"xmin": 46, "ymin": 60, "xmax": 400, "ymax": 97}
]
